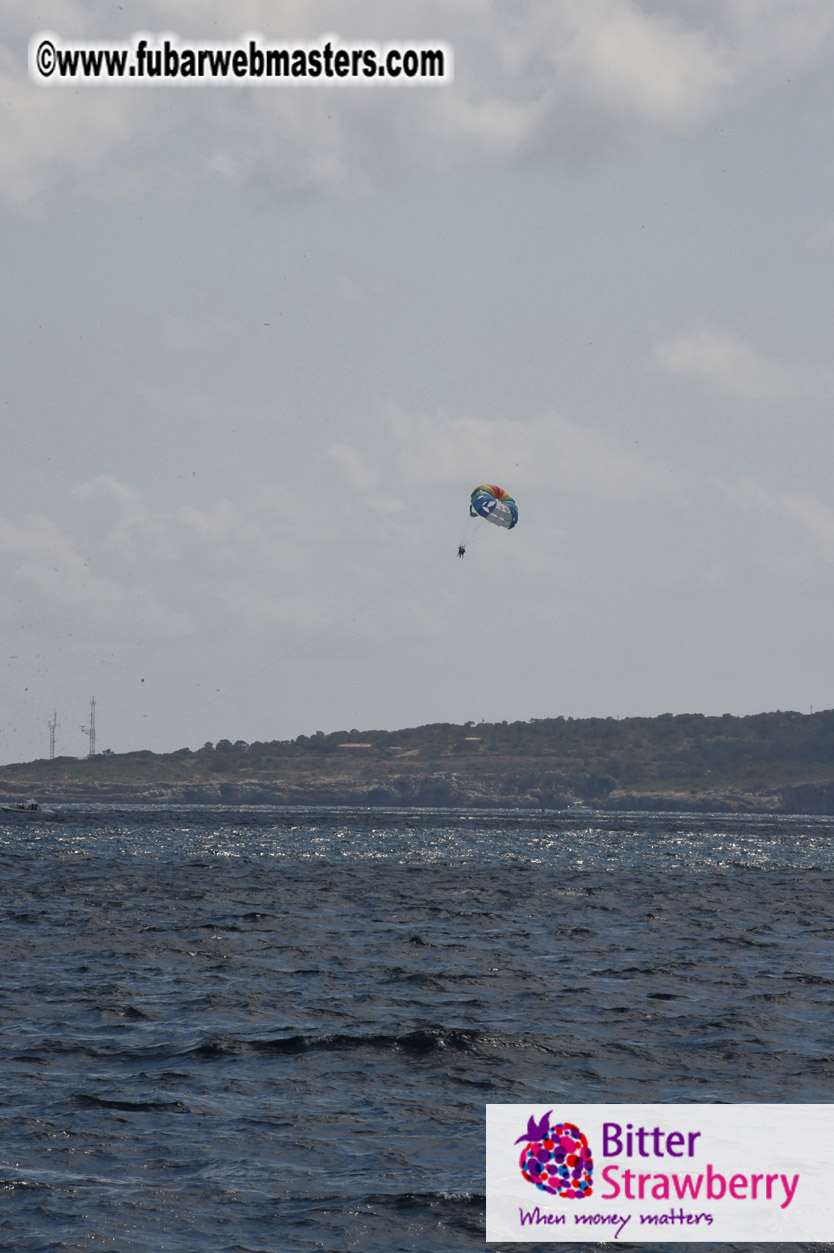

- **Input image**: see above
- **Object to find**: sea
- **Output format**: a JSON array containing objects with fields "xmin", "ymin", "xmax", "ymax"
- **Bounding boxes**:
[{"xmin": 1, "ymin": 805, "xmax": 833, "ymax": 1253}]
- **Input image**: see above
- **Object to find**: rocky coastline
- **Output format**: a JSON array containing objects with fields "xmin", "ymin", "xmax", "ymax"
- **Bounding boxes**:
[{"xmin": 2, "ymin": 774, "xmax": 832, "ymax": 815}]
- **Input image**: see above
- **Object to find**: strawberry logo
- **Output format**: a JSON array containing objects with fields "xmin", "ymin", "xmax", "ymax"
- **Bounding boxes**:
[{"xmin": 516, "ymin": 1114, "xmax": 593, "ymax": 1198}]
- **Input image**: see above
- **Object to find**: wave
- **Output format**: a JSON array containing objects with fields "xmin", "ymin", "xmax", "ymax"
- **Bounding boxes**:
[
  {"xmin": 73, "ymin": 1094, "xmax": 190, "ymax": 1113},
  {"xmin": 362, "ymin": 1188, "xmax": 484, "ymax": 1210},
  {"xmin": 356, "ymin": 1189, "xmax": 486, "ymax": 1240},
  {"xmin": 10, "ymin": 1023, "xmax": 511, "ymax": 1064},
  {"xmin": 249, "ymin": 1025, "xmax": 487, "ymax": 1056},
  {"xmin": 11, "ymin": 1022, "xmax": 599, "ymax": 1066}
]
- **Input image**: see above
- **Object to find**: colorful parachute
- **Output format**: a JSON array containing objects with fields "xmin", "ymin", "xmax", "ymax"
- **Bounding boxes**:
[{"xmin": 470, "ymin": 484, "xmax": 518, "ymax": 529}]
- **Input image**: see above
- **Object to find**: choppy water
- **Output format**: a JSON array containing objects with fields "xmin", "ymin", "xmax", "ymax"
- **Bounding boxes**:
[{"xmin": 1, "ymin": 806, "xmax": 833, "ymax": 1252}]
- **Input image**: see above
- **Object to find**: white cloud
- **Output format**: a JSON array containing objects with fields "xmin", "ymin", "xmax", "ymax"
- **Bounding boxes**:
[
  {"xmin": 0, "ymin": 508, "xmax": 120, "ymax": 604},
  {"xmin": 715, "ymin": 476, "xmax": 834, "ymax": 565},
  {"xmin": 141, "ymin": 385, "xmax": 227, "ymax": 423},
  {"xmin": 50, "ymin": 474, "xmax": 330, "ymax": 638},
  {"xmin": 4, "ymin": 0, "xmax": 834, "ymax": 205},
  {"xmin": 0, "ymin": 7, "xmax": 167, "ymax": 209},
  {"xmin": 364, "ymin": 495, "xmax": 404, "ymax": 515},
  {"xmin": 78, "ymin": 474, "xmax": 267, "ymax": 557},
  {"xmin": 384, "ymin": 406, "xmax": 678, "ymax": 502},
  {"xmin": 524, "ymin": 0, "xmax": 731, "ymax": 133},
  {"xmin": 651, "ymin": 322, "xmax": 834, "ymax": 402},
  {"xmin": 160, "ymin": 313, "xmax": 245, "ymax": 352},
  {"xmin": 713, "ymin": 475, "xmax": 774, "ymax": 513},
  {"xmin": 780, "ymin": 493, "xmax": 834, "ymax": 562},
  {"xmin": 75, "ymin": 473, "xmax": 144, "ymax": 510},
  {"xmin": 326, "ymin": 442, "xmax": 378, "ymax": 490},
  {"xmin": 805, "ymin": 220, "xmax": 834, "ymax": 250}
]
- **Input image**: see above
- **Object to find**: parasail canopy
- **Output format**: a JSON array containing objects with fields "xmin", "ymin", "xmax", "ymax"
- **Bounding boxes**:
[{"xmin": 469, "ymin": 484, "xmax": 518, "ymax": 530}]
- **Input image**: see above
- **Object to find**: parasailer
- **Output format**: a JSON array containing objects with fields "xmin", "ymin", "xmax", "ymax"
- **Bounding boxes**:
[{"xmin": 469, "ymin": 484, "xmax": 518, "ymax": 529}]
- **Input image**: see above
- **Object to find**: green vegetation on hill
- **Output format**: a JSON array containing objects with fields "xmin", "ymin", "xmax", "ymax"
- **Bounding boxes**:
[{"xmin": 2, "ymin": 710, "xmax": 834, "ymax": 810}]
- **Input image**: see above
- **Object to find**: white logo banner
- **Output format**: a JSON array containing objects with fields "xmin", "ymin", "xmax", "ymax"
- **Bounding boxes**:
[{"xmin": 486, "ymin": 1104, "xmax": 834, "ymax": 1242}]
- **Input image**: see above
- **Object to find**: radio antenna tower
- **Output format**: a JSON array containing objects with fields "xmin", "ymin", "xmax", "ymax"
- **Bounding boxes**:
[
  {"xmin": 48, "ymin": 711, "xmax": 59, "ymax": 760},
  {"xmin": 81, "ymin": 697, "xmax": 96, "ymax": 759}
]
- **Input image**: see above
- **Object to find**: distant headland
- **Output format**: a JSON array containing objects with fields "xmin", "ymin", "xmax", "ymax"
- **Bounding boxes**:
[{"xmin": 3, "ymin": 710, "xmax": 834, "ymax": 813}]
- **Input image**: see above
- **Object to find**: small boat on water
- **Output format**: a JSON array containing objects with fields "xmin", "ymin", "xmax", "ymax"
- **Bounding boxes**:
[{"xmin": 1, "ymin": 800, "xmax": 65, "ymax": 822}]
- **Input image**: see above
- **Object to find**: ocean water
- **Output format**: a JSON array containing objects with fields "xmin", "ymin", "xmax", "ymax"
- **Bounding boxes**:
[{"xmin": 1, "ymin": 805, "xmax": 833, "ymax": 1252}]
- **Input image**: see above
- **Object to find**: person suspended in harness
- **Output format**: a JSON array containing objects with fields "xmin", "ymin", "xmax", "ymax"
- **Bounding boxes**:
[{"xmin": 457, "ymin": 545, "xmax": 466, "ymax": 558}]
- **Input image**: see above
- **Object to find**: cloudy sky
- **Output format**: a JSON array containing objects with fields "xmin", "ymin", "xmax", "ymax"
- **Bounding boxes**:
[{"xmin": 3, "ymin": 0, "xmax": 834, "ymax": 762}]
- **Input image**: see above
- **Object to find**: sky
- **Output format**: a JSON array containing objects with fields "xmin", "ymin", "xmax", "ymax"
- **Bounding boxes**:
[{"xmin": 3, "ymin": 1, "xmax": 834, "ymax": 763}]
